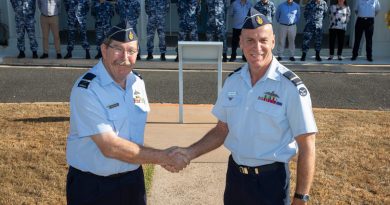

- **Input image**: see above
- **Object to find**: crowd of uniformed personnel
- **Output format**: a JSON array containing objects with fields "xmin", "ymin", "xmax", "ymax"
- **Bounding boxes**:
[{"xmin": 10, "ymin": 0, "xmax": 381, "ymax": 62}]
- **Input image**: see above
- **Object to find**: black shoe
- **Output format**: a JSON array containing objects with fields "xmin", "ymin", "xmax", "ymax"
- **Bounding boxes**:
[
  {"xmin": 160, "ymin": 53, "xmax": 166, "ymax": 61},
  {"xmin": 32, "ymin": 51, "xmax": 38, "ymax": 59},
  {"xmin": 289, "ymin": 57, "xmax": 295, "ymax": 61},
  {"xmin": 222, "ymin": 53, "xmax": 227, "ymax": 62},
  {"xmin": 85, "ymin": 50, "xmax": 91, "ymax": 59},
  {"xmin": 137, "ymin": 54, "xmax": 141, "ymax": 60},
  {"xmin": 17, "ymin": 51, "xmax": 25, "ymax": 59},
  {"xmin": 327, "ymin": 56, "xmax": 333, "ymax": 60},
  {"xmin": 57, "ymin": 53, "xmax": 62, "ymax": 59},
  {"xmin": 95, "ymin": 51, "xmax": 102, "ymax": 59},
  {"xmin": 242, "ymin": 55, "xmax": 247, "ymax": 62},
  {"xmin": 315, "ymin": 52, "xmax": 322, "ymax": 61},
  {"xmin": 146, "ymin": 52, "xmax": 153, "ymax": 60},
  {"xmin": 277, "ymin": 56, "xmax": 282, "ymax": 61},
  {"xmin": 64, "ymin": 51, "xmax": 72, "ymax": 59},
  {"xmin": 300, "ymin": 52, "xmax": 306, "ymax": 61},
  {"xmin": 229, "ymin": 55, "xmax": 236, "ymax": 62},
  {"xmin": 175, "ymin": 55, "xmax": 179, "ymax": 62},
  {"xmin": 40, "ymin": 53, "xmax": 48, "ymax": 59},
  {"xmin": 351, "ymin": 56, "xmax": 357, "ymax": 61},
  {"xmin": 367, "ymin": 57, "xmax": 373, "ymax": 62},
  {"xmin": 338, "ymin": 56, "xmax": 342, "ymax": 61}
]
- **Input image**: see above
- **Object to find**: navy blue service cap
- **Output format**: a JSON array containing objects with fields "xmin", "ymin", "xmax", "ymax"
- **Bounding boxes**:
[
  {"xmin": 106, "ymin": 21, "xmax": 138, "ymax": 43},
  {"xmin": 242, "ymin": 8, "xmax": 271, "ymax": 29}
]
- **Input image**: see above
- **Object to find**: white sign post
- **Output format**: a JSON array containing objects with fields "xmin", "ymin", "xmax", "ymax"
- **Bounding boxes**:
[{"xmin": 178, "ymin": 41, "xmax": 223, "ymax": 123}]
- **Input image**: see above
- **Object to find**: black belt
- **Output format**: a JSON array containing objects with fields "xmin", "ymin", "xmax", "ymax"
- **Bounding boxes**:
[
  {"xmin": 70, "ymin": 166, "xmax": 135, "ymax": 178},
  {"xmin": 280, "ymin": 23, "xmax": 295, "ymax": 26},
  {"xmin": 358, "ymin": 17, "xmax": 374, "ymax": 20},
  {"xmin": 229, "ymin": 155, "xmax": 285, "ymax": 175}
]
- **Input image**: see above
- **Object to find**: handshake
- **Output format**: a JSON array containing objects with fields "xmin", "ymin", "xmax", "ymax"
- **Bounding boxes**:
[{"xmin": 160, "ymin": 146, "xmax": 193, "ymax": 173}]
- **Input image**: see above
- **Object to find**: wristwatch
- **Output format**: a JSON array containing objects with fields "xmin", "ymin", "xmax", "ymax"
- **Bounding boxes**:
[{"xmin": 294, "ymin": 193, "xmax": 310, "ymax": 202}]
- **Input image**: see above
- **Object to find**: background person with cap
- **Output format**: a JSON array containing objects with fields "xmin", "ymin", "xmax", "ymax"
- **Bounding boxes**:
[
  {"xmin": 169, "ymin": 8, "xmax": 317, "ymax": 205},
  {"xmin": 66, "ymin": 22, "xmax": 190, "ymax": 205},
  {"xmin": 351, "ymin": 0, "xmax": 381, "ymax": 62}
]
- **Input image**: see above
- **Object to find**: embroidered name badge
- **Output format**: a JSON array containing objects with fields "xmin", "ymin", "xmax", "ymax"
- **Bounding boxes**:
[
  {"xmin": 107, "ymin": 103, "xmax": 119, "ymax": 109},
  {"xmin": 227, "ymin": 91, "xmax": 237, "ymax": 101},
  {"xmin": 258, "ymin": 91, "xmax": 282, "ymax": 106}
]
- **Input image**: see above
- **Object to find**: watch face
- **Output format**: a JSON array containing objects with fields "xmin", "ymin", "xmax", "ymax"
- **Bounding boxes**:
[{"xmin": 302, "ymin": 195, "xmax": 310, "ymax": 201}]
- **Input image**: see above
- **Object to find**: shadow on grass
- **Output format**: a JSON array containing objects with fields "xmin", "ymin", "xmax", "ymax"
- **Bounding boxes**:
[{"xmin": 13, "ymin": 116, "xmax": 70, "ymax": 123}]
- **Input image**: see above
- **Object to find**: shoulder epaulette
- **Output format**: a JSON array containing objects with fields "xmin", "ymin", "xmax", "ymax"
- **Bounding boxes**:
[
  {"xmin": 78, "ymin": 73, "xmax": 96, "ymax": 89},
  {"xmin": 282, "ymin": 71, "xmax": 303, "ymax": 87},
  {"xmin": 132, "ymin": 70, "xmax": 143, "ymax": 80},
  {"xmin": 228, "ymin": 67, "xmax": 242, "ymax": 77}
]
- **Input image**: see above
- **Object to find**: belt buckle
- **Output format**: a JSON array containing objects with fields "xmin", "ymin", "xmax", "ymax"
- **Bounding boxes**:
[{"xmin": 239, "ymin": 166, "xmax": 248, "ymax": 174}]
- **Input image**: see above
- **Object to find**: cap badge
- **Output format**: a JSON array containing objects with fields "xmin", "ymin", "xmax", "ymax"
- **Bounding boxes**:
[
  {"xmin": 128, "ymin": 31, "xmax": 134, "ymax": 40},
  {"xmin": 256, "ymin": 16, "xmax": 263, "ymax": 25}
]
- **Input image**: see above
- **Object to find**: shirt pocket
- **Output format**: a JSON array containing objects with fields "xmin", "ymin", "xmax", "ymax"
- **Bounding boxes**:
[
  {"xmin": 254, "ymin": 100, "xmax": 285, "ymax": 124},
  {"xmin": 107, "ymin": 107, "xmax": 127, "ymax": 133}
]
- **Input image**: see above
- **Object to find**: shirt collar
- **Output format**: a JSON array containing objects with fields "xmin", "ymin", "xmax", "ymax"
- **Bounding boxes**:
[
  {"xmin": 241, "ymin": 57, "xmax": 280, "ymax": 85},
  {"xmin": 96, "ymin": 60, "xmax": 136, "ymax": 88}
]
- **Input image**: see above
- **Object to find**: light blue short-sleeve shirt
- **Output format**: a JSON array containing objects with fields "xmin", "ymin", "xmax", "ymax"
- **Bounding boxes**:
[
  {"xmin": 66, "ymin": 60, "xmax": 150, "ymax": 176},
  {"xmin": 212, "ymin": 58, "xmax": 317, "ymax": 166}
]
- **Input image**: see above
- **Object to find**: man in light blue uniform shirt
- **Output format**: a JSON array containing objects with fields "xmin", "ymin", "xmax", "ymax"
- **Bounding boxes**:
[
  {"xmin": 66, "ymin": 22, "xmax": 189, "ymax": 205},
  {"xmin": 170, "ymin": 8, "xmax": 317, "ymax": 205},
  {"xmin": 351, "ymin": 0, "xmax": 381, "ymax": 62},
  {"xmin": 275, "ymin": 0, "xmax": 300, "ymax": 61},
  {"xmin": 228, "ymin": 0, "xmax": 252, "ymax": 62}
]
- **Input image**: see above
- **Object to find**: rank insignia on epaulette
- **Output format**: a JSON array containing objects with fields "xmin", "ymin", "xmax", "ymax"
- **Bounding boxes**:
[{"xmin": 78, "ymin": 72, "xmax": 96, "ymax": 89}]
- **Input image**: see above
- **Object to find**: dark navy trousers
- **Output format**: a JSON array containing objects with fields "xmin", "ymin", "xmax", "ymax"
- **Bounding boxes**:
[
  {"xmin": 66, "ymin": 166, "xmax": 146, "ymax": 205},
  {"xmin": 224, "ymin": 156, "xmax": 290, "ymax": 205}
]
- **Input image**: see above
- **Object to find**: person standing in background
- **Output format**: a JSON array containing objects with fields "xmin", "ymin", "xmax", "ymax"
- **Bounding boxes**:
[
  {"xmin": 351, "ymin": 0, "xmax": 381, "ymax": 62},
  {"xmin": 301, "ymin": 0, "xmax": 327, "ymax": 62},
  {"xmin": 38, "ymin": 0, "xmax": 62, "ymax": 59},
  {"xmin": 116, "ymin": 0, "xmax": 142, "ymax": 60},
  {"xmin": 275, "ymin": 0, "xmax": 300, "ymax": 61},
  {"xmin": 327, "ymin": 0, "xmax": 350, "ymax": 61},
  {"xmin": 92, "ymin": 0, "xmax": 115, "ymax": 59},
  {"xmin": 206, "ymin": 0, "xmax": 228, "ymax": 62},
  {"xmin": 145, "ymin": 0, "xmax": 170, "ymax": 61},
  {"xmin": 64, "ymin": 0, "xmax": 91, "ymax": 59},
  {"xmin": 175, "ymin": 0, "xmax": 200, "ymax": 62},
  {"xmin": 253, "ymin": 0, "xmax": 276, "ymax": 22},
  {"xmin": 10, "ymin": 0, "xmax": 38, "ymax": 59},
  {"xmin": 228, "ymin": 0, "xmax": 252, "ymax": 62}
]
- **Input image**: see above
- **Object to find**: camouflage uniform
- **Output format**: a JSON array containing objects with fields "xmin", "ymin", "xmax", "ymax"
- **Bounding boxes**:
[
  {"xmin": 145, "ymin": 0, "xmax": 169, "ymax": 54},
  {"xmin": 302, "ymin": 0, "xmax": 327, "ymax": 53},
  {"xmin": 116, "ymin": 0, "xmax": 140, "ymax": 37},
  {"xmin": 116, "ymin": 0, "xmax": 141, "ymax": 55},
  {"xmin": 253, "ymin": 0, "xmax": 276, "ymax": 22},
  {"xmin": 92, "ymin": 0, "xmax": 115, "ymax": 52},
  {"xmin": 10, "ymin": 0, "xmax": 38, "ymax": 52},
  {"xmin": 177, "ymin": 0, "xmax": 200, "ymax": 41},
  {"xmin": 64, "ymin": 0, "xmax": 90, "ymax": 52},
  {"xmin": 206, "ymin": 0, "xmax": 227, "ymax": 54}
]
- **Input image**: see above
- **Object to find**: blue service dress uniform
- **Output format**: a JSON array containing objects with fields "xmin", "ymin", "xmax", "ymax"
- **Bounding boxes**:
[
  {"xmin": 213, "ymin": 59, "xmax": 317, "ymax": 204},
  {"xmin": 66, "ymin": 60, "xmax": 150, "ymax": 204}
]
